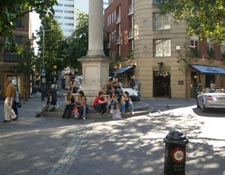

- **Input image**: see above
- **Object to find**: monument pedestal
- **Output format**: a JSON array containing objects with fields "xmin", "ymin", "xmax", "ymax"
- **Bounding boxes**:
[{"xmin": 79, "ymin": 55, "xmax": 110, "ymax": 105}]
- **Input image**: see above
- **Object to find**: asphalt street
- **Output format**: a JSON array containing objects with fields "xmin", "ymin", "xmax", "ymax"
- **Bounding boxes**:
[{"xmin": 0, "ymin": 93, "xmax": 224, "ymax": 175}]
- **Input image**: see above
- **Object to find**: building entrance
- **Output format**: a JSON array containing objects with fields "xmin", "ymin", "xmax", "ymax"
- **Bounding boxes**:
[{"xmin": 153, "ymin": 71, "xmax": 170, "ymax": 97}]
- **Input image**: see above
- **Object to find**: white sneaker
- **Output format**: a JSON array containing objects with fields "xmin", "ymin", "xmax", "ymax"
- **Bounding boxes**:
[{"xmin": 131, "ymin": 111, "xmax": 134, "ymax": 115}]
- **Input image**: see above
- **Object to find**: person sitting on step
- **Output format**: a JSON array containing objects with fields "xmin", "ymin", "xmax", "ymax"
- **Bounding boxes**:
[
  {"xmin": 93, "ymin": 91, "xmax": 107, "ymax": 114},
  {"xmin": 121, "ymin": 91, "xmax": 134, "ymax": 115},
  {"xmin": 76, "ymin": 90, "xmax": 87, "ymax": 119}
]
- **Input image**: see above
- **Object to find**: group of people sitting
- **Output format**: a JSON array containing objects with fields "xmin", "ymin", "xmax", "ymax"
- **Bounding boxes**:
[
  {"xmin": 92, "ymin": 76, "xmax": 134, "ymax": 119},
  {"xmin": 62, "ymin": 90, "xmax": 87, "ymax": 119},
  {"xmin": 62, "ymin": 76, "xmax": 134, "ymax": 120}
]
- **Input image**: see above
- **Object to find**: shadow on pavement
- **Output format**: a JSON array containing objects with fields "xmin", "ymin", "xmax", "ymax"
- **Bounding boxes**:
[{"xmin": 193, "ymin": 107, "xmax": 225, "ymax": 118}]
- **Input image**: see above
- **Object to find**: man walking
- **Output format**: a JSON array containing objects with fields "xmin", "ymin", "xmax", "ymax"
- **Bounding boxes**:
[{"xmin": 3, "ymin": 77, "xmax": 17, "ymax": 122}]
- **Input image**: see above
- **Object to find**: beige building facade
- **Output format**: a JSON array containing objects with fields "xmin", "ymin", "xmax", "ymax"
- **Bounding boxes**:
[{"xmin": 132, "ymin": 0, "xmax": 225, "ymax": 98}]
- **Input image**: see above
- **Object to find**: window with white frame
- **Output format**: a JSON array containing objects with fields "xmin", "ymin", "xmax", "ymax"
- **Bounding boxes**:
[
  {"xmin": 154, "ymin": 39, "xmax": 171, "ymax": 57},
  {"xmin": 153, "ymin": 13, "xmax": 170, "ymax": 30},
  {"xmin": 190, "ymin": 39, "xmax": 199, "ymax": 48},
  {"xmin": 114, "ymin": 10, "xmax": 117, "ymax": 22}
]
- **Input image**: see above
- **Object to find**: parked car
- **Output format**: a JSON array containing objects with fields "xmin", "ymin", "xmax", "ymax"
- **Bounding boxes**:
[
  {"xmin": 122, "ymin": 86, "xmax": 140, "ymax": 102},
  {"xmin": 196, "ymin": 88, "xmax": 225, "ymax": 112}
]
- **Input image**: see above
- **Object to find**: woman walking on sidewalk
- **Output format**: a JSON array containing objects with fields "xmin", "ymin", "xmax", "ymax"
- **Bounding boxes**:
[{"xmin": 3, "ymin": 77, "xmax": 17, "ymax": 122}]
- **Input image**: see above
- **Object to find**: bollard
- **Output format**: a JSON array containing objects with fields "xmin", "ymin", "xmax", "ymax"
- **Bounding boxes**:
[{"xmin": 164, "ymin": 129, "xmax": 188, "ymax": 175}]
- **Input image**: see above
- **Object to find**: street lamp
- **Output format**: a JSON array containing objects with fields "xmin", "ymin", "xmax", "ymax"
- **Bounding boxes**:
[{"xmin": 40, "ymin": 27, "xmax": 57, "ymax": 100}]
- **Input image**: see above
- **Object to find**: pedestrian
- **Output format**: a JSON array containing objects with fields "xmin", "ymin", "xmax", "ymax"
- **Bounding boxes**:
[
  {"xmin": 121, "ymin": 91, "xmax": 134, "ymax": 115},
  {"xmin": 3, "ymin": 77, "xmax": 17, "ymax": 122},
  {"xmin": 11, "ymin": 80, "xmax": 20, "ymax": 118},
  {"xmin": 93, "ymin": 91, "xmax": 107, "ymax": 114},
  {"xmin": 76, "ymin": 90, "xmax": 87, "ymax": 119},
  {"xmin": 62, "ymin": 91, "xmax": 74, "ymax": 118}
]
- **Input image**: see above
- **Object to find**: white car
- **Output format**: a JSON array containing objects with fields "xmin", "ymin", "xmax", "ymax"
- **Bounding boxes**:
[{"xmin": 196, "ymin": 89, "xmax": 225, "ymax": 112}]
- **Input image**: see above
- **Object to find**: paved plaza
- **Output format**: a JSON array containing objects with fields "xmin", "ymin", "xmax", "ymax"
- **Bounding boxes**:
[{"xmin": 0, "ymin": 92, "xmax": 225, "ymax": 175}]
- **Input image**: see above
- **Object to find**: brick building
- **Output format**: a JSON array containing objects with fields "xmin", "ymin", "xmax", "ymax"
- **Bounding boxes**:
[
  {"xmin": 104, "ymin": 0, "xmax": 135, "ymax": 81},
  {"xmin": 104, "ymin": 0, "xmax": 225, "ymax": 98}
]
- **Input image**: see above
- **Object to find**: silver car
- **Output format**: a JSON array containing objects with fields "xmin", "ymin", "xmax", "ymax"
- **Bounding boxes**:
[{"xmin": 196, "ymin": 89, "xmax": 225, "ymax": 112}]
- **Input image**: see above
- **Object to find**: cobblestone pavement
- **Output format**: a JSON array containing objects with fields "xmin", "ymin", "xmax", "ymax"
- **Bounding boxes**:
[{"xmin": 0, "ymin": 94, "xmax": 224, "ymax": 175}]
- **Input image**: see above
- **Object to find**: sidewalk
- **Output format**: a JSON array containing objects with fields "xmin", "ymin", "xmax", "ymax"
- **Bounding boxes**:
[
  {"xmin": 0, "ymin": 89, "xmax": 68, "ymax": 121},
  {"xmin": 0, "ymin": 92, "xmax": 224, "ymax": 175}
]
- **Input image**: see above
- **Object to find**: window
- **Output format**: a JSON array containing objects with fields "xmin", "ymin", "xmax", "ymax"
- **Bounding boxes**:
[
  {"xmin": 153, "ymin": 0, "xmax": 168, "ymax": 5},
  {"xmin": 64, "ymin": 16, "xmax": 74, "ymax": 20},
  {"xmin": 154, "ymin": 39, "xmax": 171, "ymax": 57},
  {"xmin": 153, "ymin": 13, "xmax": 170, "ymax": 30},
  {"xmin": 64, "ymin": 4, "xmax": 74, "ymax": 7},
  {"xmin": 55, "ymin": 9, "xmax": 63, "ymax": 13},
  {"xmin": 190, "ymin": 39, "xmax": 198, "ymax": 48},
  {"xmin": 64, "ymin": 10, "xmax": 74, "ymax": 13},
  {"xmin": 55, "ymin": 16, "xmax": 62, "ymax": 19},
  {"xmin": 65, "ymin": 23, "xmax": 74, "ymax": 26},
  {"xmin": 15, "ymin": 18, "xmax": 23, "ymax": 28},
  {"xmin": 4, "ymin": 36, "xmax": 23, "ymax": 62}
]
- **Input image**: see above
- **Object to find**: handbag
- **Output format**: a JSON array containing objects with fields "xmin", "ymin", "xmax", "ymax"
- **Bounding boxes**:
[
  {"xmin": 73, "ymin": 106, "xmax": 78, "ymax": 113},
  {"xmin": 72, "ymin": 106, "xmax": 79, "ymax": 119}
]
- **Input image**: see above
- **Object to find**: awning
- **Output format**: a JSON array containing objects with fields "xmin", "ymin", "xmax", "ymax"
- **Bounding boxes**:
[
  {"xmin": 114, "ymin": 65, "xmax": 135, "ymax": 74},
  {"xmin": 191, "ymin": 65, "xmax": 225, "ymax": 75}
]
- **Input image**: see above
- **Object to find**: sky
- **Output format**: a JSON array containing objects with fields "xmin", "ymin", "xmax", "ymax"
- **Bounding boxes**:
[
  {"xmin": 31, "ymin": 0, "xmax": 89, "ymax": 34},
  {"xmin": 31, "ymin": 0, "xmax": 90, "ymax": 54},
  {"xmin": 31, "ymin": 0, "xmax": 108, "ymax": 54},
  {"xmin": 31, "ymin": 0, "xmax": 108, "ymax": 34}
]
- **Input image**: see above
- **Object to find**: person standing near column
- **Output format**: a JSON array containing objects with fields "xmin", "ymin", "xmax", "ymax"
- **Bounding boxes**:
[{"xmin": 3, "ymin": 77, "xmax": 17, "ymax": 122}]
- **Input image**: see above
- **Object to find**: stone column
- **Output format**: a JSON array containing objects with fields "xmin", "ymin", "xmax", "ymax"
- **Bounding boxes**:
[
  {"xmin": 87, "ymin": 0, "xmax": 104, "ymax": 56},
  {"xmin": 79, "ymin": 0, "xmax": 109, "ymax": 105}
]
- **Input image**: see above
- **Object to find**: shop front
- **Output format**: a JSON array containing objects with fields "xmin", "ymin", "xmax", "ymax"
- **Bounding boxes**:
[{"xmin": 190, "ymin": 64, "xmax": 225, "ymax": 97}]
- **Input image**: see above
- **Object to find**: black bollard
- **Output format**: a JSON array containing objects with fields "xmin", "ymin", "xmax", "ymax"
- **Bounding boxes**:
[{"xmin": 164, "ymin": 129, "xmax": 188, "ymax": 175}]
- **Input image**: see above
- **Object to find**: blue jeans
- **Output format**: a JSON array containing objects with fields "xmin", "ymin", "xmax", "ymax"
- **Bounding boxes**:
[
  {"xmin": 121, "ymin": 101, "xmax": 134, "ymax": 113},
  {"xmin": 78, "ymin": 105, "xmax": 88, "ymax": 118}
]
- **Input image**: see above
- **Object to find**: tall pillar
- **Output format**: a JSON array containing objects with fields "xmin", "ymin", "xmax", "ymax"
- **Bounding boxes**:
[
  {"xmin": 87, "ymin": 0, "xmax": 104, "ymax": 56},
  {"xmin": 79, "ymin": 0, "xmax": 109, "ymax": 105}
]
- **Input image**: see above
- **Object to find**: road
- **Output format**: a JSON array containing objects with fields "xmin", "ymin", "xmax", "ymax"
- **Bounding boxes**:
[{"xmin": 0, "ymin": 96, "xmax": 224, "ymax": 175}]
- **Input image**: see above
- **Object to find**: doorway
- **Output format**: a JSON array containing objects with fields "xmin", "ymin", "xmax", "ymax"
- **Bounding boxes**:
[
  {"xmin": 205, "ymin": 74, "xmax": 215, "ymax": 88},
  {"xmin": 153, "ymin": 71, "xmax": 170, "ymax": 97}
]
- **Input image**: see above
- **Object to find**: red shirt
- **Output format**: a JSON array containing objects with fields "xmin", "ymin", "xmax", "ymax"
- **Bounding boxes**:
[{"xmin": 92, "ymin": 96, "xmax": 105, "ymax": 107}]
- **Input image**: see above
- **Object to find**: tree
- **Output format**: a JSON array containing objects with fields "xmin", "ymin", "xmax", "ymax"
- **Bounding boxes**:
[
  {"xmin": 158, "ymin": 0, "xmax": 225, "ymax": 44},
  {"xmin": 0, "ymin": 0, "xmax": 57, "ymax": 46},
  {"xmin": 17, "ymin": 39, "xmax": 36, "ymax": 100},
  {"xmin": 62, "ymin": 13, "xmax": 88, "ymax": 69},
  {"xmin": 36, "ymin": 16, "xmax": 64, "ymax": 86}
]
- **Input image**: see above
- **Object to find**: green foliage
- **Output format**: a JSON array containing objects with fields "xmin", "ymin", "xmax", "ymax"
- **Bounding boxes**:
[
  {"xmin": 17, "ymin": 39, "xmax": 35, "ymax": 75},
  {"xmin": 0, "ymin": 0, "xmax": 57, "ymax": 46},
  {"xmin": 62, "ymin": 13, "xmax": 88, "ymax": 69},
  {"xmin": 176, "ymin": 42, "xmax": 196, "ymax": 73},
  {"xmin": 158, "ymin": 0, "xmax": 225, "ymax": 44},
  {"xmin": 36, "ymin": 16, "xmax": 63, "ymax": 84}
]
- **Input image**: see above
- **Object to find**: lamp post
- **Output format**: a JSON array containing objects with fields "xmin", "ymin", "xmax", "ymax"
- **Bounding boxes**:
[
  {"xmin": 41, "ymin": 27, "xmax": 46, "ymax": 101},
  {"xmin": 41, "ymin": 28, "xmax": 57, "ymax": 100}
]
